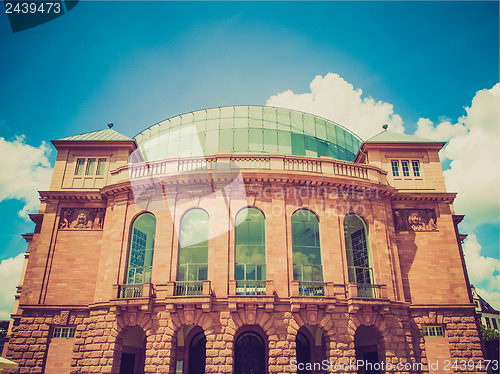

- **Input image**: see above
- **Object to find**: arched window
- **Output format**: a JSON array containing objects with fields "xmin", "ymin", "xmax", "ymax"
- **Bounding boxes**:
[
  {"xmin": 291, "ymin": 210, "xmax": 323, "ymax": 295},
  {"xmin": 235, "ymin": 208, "xmax": 266, "ymax": 295},
  {"xmin": 177, "ymin": 209, "xmax": 209, "ymax": 295},
  {"xmin": 344, "ymin": 214, "xmax": 374, "ymax": 297},
  {"xmin": 127, "ymin": 213, "xmax": 156, "ymax": 285}
]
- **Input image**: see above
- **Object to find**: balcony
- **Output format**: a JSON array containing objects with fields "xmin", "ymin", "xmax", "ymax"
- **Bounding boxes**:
[
  {"xmin": 347, "ymin": 283, "xmax": 387, "ymax": 299},
  {"xmin": 175, "ymin": 281, "xmax": 204, "ymax": 296},
  {"xmin": 118, "ymin": 284, "xmax": 143, "ymax": 298},
  {"xmin": 110, "ymin": 153, "xmax": 388, "ymax": 186},
  {"xmin": 298, "ymin": 281, "xmax": 326, "ymax": 296},
  {"xmin": 235, "ymin": 280, "xmax": 267, "ymax": 296}
]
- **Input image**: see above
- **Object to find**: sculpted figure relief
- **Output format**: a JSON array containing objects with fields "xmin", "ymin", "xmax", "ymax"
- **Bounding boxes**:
[
  {"xmin": 393, "ymin": 209, "xmax": 437, "ymax": 232},
  {"xmin": 59, "ymin": 208, "xmax": 105, "ymax": 230}
]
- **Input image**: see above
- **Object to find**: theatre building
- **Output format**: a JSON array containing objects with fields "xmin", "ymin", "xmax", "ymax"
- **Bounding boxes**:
[{"xmin": 3, "ymin": 106, "xmax": 486, "ymax": 374}]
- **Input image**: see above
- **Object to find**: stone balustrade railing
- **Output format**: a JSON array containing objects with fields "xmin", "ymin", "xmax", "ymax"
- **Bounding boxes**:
[{"xmin": 110, "ymin": 153, "xmax": 387, "ymax": 185}]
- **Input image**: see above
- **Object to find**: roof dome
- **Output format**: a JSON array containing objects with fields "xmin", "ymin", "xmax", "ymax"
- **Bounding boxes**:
[{"xmin": 134, "ymin": 106, "xmax": 362, "ymax": 162}]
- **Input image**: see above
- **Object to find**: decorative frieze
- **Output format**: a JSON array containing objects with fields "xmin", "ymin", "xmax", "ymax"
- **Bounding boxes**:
[
  {"xmin": 393, "ymin": 209, "xmax": 437, "ymax": 231},
  {"xmin": 59, "ymin": 208, "xmax": 105, "ymax": 230}
]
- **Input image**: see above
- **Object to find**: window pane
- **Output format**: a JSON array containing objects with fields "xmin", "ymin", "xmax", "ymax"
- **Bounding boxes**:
[
  {"xmin": 235, "ymin": 264, "xmax": 244, "ymax": 280},
  {"xmin": 235, "ymin": 208, "xmax": 266, "ymax": 280},
  {"xmin": 249, "ymin": 128, "xmax": 263, "ymax": 152},
  {"xmin": 291, "ymin": 210, "xmax": 322, "ymax": 278},
  {"xmin": 391, "ymin": 161, "xmax": 400, "ymax": 177},
  {"xmin": 75, "ymin": 159, "xmax": 85, "ymax": 175},
  {"xmin": 178, "ymin": 209, "xmax": 209, "ymax": 281},
  {"xmin": 344, "ymin": 214, "xmax": 372, "ymax": 285},
  {"xmin": 127, "ymin": 213, "xmax": 156, "ymax": 284},
  {"xmin": 234, "ymin": 129, "xmax": 249, "ymax": 152},
  {"xmin": 96, "ymin": 159, "xmax": 106, "ymax": 175},
  {"xmin": 412, "ymin": 161, "xmax": 421, "ymax": 177},
  {"xmin": 277, "ymin": 130, "xmax": 292, "ymax": 155},
  {"xmin": 401, "ymin": 161, "xmax": 410, "ymax": 177},
  {"xmin": 219, "ymin": 128, "xmax": 233, "ymax": 153},
  {"xmin": 85, "ymin": 159, "xmax": 96, "ymax": 175},
  {"xmin": 291, "ymin": 133, "xmax": 305, "ymax": 156}
]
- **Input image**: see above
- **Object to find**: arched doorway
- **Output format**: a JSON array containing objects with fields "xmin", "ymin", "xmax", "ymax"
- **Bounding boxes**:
[
  {"xmin": 354, "ymin": 326, "xmax": 380, "ymax": 374},
  {"xmin": 296, "ymin": 331, "xmax": 311, "ymax": 374},
  {"xmin": 234, "ymin": 332, "xmax": 266, "ymax": 374},
  {"xmin": 188, "ymin": 332, "xmax": 206, "ymax": 374},
  {"xmin": 119, "ymin": 326, "xmax": 146, "ymax": 374}
]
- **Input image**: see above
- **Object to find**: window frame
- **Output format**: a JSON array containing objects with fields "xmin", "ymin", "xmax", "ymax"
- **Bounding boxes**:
[
  {"xmin": 52, "ymin": 327, "xmax": 75, "ymax": 339},
  {"xmin": 391, "ymin": 161, "xmax": 400, "ymax": 177},
  {"xmin": 422, "ymin": 326, "xmax": 444, "ymax": 337}
]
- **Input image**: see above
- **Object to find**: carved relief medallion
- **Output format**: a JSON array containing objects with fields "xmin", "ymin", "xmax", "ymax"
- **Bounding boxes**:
[
  {"xmin": 59, "ymin": 208, "xmax": 105, "ymax": 230},
  {"xmin": 393, "ymin": 209, "xmax": 437, "ymax": 232}
]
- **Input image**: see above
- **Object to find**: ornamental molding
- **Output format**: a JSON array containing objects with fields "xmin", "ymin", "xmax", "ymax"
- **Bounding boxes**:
[{"xmin": 39, "ymin": 190, "xmax": 105, "ymax": 201}]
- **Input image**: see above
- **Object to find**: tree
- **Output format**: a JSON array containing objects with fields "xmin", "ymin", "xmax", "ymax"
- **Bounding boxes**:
[{"xmin": 480, "ymin": 324, "xmax": 500, "ymax": 341}]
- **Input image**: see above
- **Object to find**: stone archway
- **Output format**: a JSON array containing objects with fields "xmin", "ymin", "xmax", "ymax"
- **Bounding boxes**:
[
  {"xmin": 234, "ymin": 331, "xmax": 266, "ymax": 374},
  {"xmin": 119, "ymin": 326, "xmax": 146, "ymax": 374},
  {"xmin": 354, "ymin": 326, "xmax": 380, "ymax": 374}
]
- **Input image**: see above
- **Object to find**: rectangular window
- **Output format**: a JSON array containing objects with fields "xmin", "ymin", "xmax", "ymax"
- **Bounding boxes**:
[
  {"xmin": 391, "ymin": 161, "xmax": 400, "ymax": 177},
  {"xmin": 85, "ymin": 159, "xmax": 96, "ymax": 175},
  {"xmin": 75, "ymin": 159, "xmax": 85, "ymax": 175},
  {"xmin": 411, "ymin": 161, "xmax": 421, "ymax": 177},
  {"xmin": 486, "ymin": 318, "xmax": 491, "ymax": 329},
  {"xmin": 401, "ymin": 161, "xmax": 410, "ymax": 177},
  {"xmin": 96, "ymin": 159, "xmax": 107, "ymax": 175},
  {"xmin": 492, "ymin": 318, "xmax": 498, "ymax": 329},
  {"xmin": 53, "ymin": 327, "xmax": 75, "ymax": 338},
  {"xmin": 423, "ymin": 326, "xmax": 444, "ymax": 337}
]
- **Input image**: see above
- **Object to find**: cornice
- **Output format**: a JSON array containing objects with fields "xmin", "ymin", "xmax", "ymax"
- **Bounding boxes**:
[
  {"xmin": 39, "ymin": 190, "xmax": 105, "ymax": 201},
  {"xmin": 392, "ymin": 192, "xmax": 457, "ymax": 203}
]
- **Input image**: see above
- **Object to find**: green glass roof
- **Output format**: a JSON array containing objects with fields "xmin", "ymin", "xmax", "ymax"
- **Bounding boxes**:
[
  {"xmin": 55, "ymin": 128, "xmax": 133, "ymax": 142},
  {"xmin": 134, "ymin": 106, "xmax": 363, "ymax": 162}
]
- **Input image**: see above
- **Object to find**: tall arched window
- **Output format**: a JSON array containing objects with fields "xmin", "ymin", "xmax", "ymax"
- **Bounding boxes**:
[
  {"xmin": 291, "ymin": 209, "xmax": 323, "ymax": 295},
  {"xmin": 177, "ymin": 209, "xmax": 209, "ymax": 295},
  {"xmin": 344, "ymin": 214, "xmax": 374, "ymax": 297},
  {"xmin": 235, "ymin": 208, "xmax": 266, "ymax": 295},
  {"xmin": 127, "ymin": 213, "xmax": 156, "ymax": 285}
]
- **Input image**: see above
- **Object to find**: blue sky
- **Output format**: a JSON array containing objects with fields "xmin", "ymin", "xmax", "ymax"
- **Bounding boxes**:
[{"xmin": 0, "ymin": 1, "xmax": 499, "ymax": 315}]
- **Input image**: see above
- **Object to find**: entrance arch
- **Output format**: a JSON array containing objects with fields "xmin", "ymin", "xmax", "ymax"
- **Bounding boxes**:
[
  {"xmin": 296, "ymin": 331, "xmax": 311, "ymax": 374},
  {"xmin": 354, "ymin": 326, "xmax": 380, "ymax": 374},
  {"xmin": 188, "ymin": 332, "xmax": 206, "ymax": 374},
  {"xmin": 234, "ymin": 331, "xmax": 266, "ymax": 374},
  {"xmin": 119, "ymin": 326, "xmax": 146, "ymax": 374}
]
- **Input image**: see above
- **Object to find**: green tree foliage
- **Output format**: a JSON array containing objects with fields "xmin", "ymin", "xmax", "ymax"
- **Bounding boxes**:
[{"xmin": 481, "ymin": 324, "xmax": 500, "ymax": 341}]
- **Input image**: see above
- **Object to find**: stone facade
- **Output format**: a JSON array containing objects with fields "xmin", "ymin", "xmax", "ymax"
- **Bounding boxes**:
[{"xmin": 2, "ymin": 110, "xmax": 488, "ymax": 374}]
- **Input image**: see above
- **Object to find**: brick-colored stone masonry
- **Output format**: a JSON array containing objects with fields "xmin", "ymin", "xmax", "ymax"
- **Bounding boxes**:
[{"xmin": 2, "ymin": 137, "xmax": 488, "ymax": 374}]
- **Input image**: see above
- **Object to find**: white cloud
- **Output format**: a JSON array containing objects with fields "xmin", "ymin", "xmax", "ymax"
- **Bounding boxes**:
[
  {"xmin": 266, "ymin": 73, "xmax": 405, "ymax": 139},
  {"xmin": 475, "ymin": 287, "xmax": 500, "ymax": 311},
  {"xmin": 439, "ymin": 84, "xmax": 500, "ymax": 228},
  {"xmin": 0, "ymin": 135, "xmax": 53, "ymax": 219},
  {"xmin": 0, "ymin": 253, "xmax": 24, "ymax": 320},
  {"xmin": 463, "ymin": 234, "xmax": 500, "ymax": 285},
  {"xmin": 415, "ymin": 118, "xmax": 468, "ymax": 141}
]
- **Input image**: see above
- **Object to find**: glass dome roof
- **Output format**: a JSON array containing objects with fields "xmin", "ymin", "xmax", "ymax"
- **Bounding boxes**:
[{"xmin": 134, "ymin": 106, "xmax": 362, "ymax": 162}]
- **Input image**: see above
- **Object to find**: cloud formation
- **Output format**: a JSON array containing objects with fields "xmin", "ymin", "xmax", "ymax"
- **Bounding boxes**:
[
  {"xmin": 0, "ymin": 135, "xmax": 53, "ymax": 219},
  {"xmin": 416, "ymin": 84, "xmax": 500, "ymax": 228},
  {"xmin": 266, "ymin": 73, "xmax": 405, "ymax": 139},
  {"xmin": 0, "ymin": 253, "xmax": 24, "ymax": 319}
]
